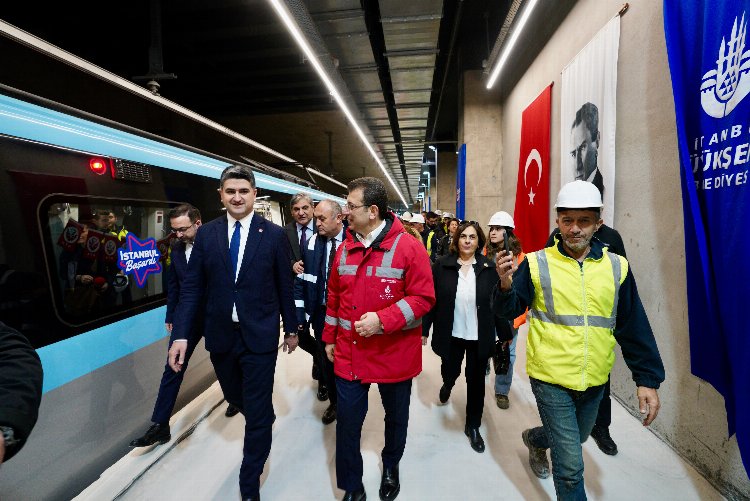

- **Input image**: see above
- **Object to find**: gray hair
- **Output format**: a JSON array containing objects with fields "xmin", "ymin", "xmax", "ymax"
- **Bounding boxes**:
[{"xmin": 290, "ymin": 192, "xmax": 313, "ymax": 207}]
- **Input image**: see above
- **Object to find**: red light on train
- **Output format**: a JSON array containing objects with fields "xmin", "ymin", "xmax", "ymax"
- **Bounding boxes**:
[{"xmin": 89, "ymin": 157, "xmax": 108, "ymax": 175}]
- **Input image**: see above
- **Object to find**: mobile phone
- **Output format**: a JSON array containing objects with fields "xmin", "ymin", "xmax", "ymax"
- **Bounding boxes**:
[{"xmin": 503, "ymin": 229, "xmax": 510, "ymax": 254}]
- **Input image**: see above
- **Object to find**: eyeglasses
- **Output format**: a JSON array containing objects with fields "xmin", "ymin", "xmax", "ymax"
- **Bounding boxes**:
[
  {"xmin": 171, "ymin": 223, "xmax": 195, "ymax": 234},
  {"xmin": 345, "ymin": 202, "xmax": 367, "ymax": 212}
]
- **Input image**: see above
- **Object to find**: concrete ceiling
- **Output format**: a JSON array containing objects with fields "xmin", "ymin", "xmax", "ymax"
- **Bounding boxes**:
[{"xmin": 0, "ymin": 1, "xmax": 522, "ymax": 208}]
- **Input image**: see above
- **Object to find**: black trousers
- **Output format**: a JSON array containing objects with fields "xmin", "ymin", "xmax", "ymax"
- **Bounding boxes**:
[
  {"xmin": 151, "ymin": 335, "xmax": 200, "ymax": 425},
  {"xmin": 595, "ymin": 377, "xmax": 612, "ymax": 428},
  {"xmin": 440, "ymin": 337, "xmax": 488, "ymax": 428},
  {"xmin": 209, "ymin": 330, "xmax": 277, "ymax": 499},
  {"xmin": 335, "ymin": 377, "xmax": 412, "ymax": 491}
]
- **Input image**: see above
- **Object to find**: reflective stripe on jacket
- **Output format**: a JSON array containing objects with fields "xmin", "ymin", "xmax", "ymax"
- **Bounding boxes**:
[
  {"xmin": 322, "ymin": 215, "xmax": 435, "ymax": 383},
  {"xmin": 526, "ymin": 245, "xmax": 628, "ymax": 390}
]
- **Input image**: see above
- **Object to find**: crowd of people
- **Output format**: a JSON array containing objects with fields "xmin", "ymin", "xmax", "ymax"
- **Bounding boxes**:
[{"xmin": 124, "ymin": 167, "xmax": 663, "ymax": 501}]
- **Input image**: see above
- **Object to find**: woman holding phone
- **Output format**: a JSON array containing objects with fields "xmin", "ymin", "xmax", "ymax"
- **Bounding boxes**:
[
  {"xmin": 423, "ymin": 221, "xmax": 510, "ymax": 453},
  {"xmin": 485, "ymin": 211, "xmax": 527, "ymax": 410}
]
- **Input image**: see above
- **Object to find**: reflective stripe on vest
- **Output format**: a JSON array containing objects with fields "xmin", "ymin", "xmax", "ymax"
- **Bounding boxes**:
[
  {"xmin": 526, "ymin": 246, "xmax": 628, "ymax": 390},
  {"xmin": 325, "ymin": 314, "xmax": 352, "ymax": 331}
]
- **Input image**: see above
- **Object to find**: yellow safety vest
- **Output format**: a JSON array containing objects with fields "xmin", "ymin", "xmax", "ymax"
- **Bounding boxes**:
[
  {"xmin": 526, "ymin": 245, "xmax": 628, "ymax": 390},
  {"xmin": 426, "ymin": 230, "xmax": 435, "ymax": 256}
]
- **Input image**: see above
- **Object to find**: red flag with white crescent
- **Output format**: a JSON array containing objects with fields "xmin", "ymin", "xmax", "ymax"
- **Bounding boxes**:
[{"xmin": 513, "ymin": 84, "xmax": 552, "ymax": 253}]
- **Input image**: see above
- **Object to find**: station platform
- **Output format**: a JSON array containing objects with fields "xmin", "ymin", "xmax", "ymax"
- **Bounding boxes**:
[{"xmin": 76, "ymin": 327, "xmax": 723, "ymax": 501}]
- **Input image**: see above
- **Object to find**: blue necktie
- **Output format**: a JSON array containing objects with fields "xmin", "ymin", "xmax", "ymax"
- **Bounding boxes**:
[
  {"xmin": 300, "ymin": 225, "xmax": 308, "ymax": 250},
  {"xmin": 230, "ymin": 221, "xmax": 241, "ymax": 279}
]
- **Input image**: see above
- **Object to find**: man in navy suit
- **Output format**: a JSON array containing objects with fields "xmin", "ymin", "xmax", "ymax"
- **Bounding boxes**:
[
  {"xmin": 169, "ymin": 166, "xmax": 298, "ymax": 501},
  {"xmin": 130, "ymin": 204, "xmax": 239, "ymax": 448},
  {"xmin": 294, "ymin": 199, "xmax": 345, "ymax": 425}
]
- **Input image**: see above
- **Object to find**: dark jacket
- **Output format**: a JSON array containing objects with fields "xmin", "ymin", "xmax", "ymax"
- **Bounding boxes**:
[
  {"xmin": 0, "ymin": 321, "xmax": 43, "ymax": 461},
  {"xmin": 493, "ymin": 238, "xmax": 664, "ymax": 389},
  {"xmin": 171, "ymin": 214, "xmax": 297, "ymax": 353},
  {"xmin": 165, "ymin": 240, "xmax": 204, "ymax": 342},
  {"xmin": 424, "ymin": 253, "xmax": 510, "ymax": 361}
]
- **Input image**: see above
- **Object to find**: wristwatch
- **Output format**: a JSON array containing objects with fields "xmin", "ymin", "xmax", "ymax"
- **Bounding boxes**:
[{"xmin": 0, "ymin": 426, "xmax": 20, "ymax": 454}]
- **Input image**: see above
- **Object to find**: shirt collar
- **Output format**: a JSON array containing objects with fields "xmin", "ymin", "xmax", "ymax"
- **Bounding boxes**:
[
  {"xmin": 227, "ymin": 211, "xmax": 253, "ymax": 229},
  {"xmin": 355, "ymin": 219, "xmax": 386, "ymax": 248},
  {"xmin": 297, "ymin": 221, "xmax": 314, "ymax": 232}
]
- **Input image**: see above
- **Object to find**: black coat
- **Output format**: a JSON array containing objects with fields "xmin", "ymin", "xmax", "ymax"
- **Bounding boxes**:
[
  {"xmin": 423, "ymin": 253, "xmax": 511, "ymax": 361},
  {"xmin": 0, "ymin": 321, "xmax": 43, "ymax": 461}
]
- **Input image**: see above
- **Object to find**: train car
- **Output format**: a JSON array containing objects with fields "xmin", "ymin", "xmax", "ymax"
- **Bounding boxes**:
[{"xmin": 0, "ymin": 86, "xmax": 344, "ymax": 500}]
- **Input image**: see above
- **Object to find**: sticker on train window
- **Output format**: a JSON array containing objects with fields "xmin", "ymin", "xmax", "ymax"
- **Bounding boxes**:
[{"xmin": 117, "ymin": 234, "xmax": 162, "ymax": 287}]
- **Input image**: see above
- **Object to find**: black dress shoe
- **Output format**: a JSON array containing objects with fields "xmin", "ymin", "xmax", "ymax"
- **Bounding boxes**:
[
  {"xmin": 590, "ymin": 425, "xmax": 618, "ymax": 455},
  {"xmin": 242, "ymin": 495, "xmax": 259, "ymax": 501},
  {"xmin": 438, "ymin": 385, "xmax": 451, "ymax": 405},
  {"xmin": 130, "ymin": 423, "xmax": 170, "ymax": 447},
  {"xmin": 317, "ymin": 384, "xmax": 329, "ymax": 402},
  {"xmin": 379, "ymin": 464, "xmax": 400, "ymax": 501},
  {"xmin": 225, "ymin": 404, "xmax": 240, "ymax": 417},
  {"xmin": 342, "ymin": 486, "xmax": 366, "ymax": 501},
  {"xmin": 465, "ymin": 425, "xmax": 485, "ymax": 453},
  {"xmin": 322, "ymin": 403, "xmax": 337, "ymax": 425}
]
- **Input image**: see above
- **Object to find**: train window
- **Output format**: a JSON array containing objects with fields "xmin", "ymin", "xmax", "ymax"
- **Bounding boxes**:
[{"xmin": 40, "ymin": 195, "xmax": 176, "ymax": 327}]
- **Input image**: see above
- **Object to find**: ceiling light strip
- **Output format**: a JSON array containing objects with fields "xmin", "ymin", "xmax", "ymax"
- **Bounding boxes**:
[
  {"xmin": 268, "ymin": 0, "xmax": 409, "ymax": 207},
  {"xmin": 0, "ymin": 19, "xmax": 297, "ymax": 164},
  {"xmin": 486, "ymin": 0, "xmax": 539, "ymax": 89}
]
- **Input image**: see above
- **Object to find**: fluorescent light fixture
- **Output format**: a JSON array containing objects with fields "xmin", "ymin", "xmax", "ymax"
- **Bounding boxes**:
[
  {"xmin": 267, "ymin": 0, "xmax": 408, "ymax": 207},
  {"xmin": 486, "ymin": 0, "xmax": 539, "ymax": 89}
]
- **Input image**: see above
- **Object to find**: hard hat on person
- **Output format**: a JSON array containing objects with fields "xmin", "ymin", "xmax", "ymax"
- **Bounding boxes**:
[
  {"xmin": 435, "ymin": 209, "xmax": 443, "ymax": 216},
  {"xmin": 410, "ymin": 214, "xmax": 426, "ymax": 224},
  {"xmin": 443, "ymin": 212, "xmax": 454, "ymax": 218},
  {"xmin": 555, "ymin": 180, "xmax": 603, "ymax": 209},
  {"xmin": 402, "ymin": 211, "xmax": 413, "ymax": 220},
  {"xmin": 487, "ymin": 211, "xmax": 515, "ymax": 228}
]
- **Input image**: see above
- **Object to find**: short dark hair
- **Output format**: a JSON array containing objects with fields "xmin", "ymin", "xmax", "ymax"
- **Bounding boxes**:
[
  {"xmin": 426, "ymin": 211, "xmax": 438, "ymax": 219},
  {"xmin": 347, "ymin": 177, "xmax": 388, "ymax": 219},
  {"xmin": 220, "ymin": 164, "xmax": 256, "ymax": 189},
  {"xmin": 449, "ymin": 221, "xmax": 486, "ymax": 256},
  {"xmin": 572, "ymin": 102, "xmax": 599, "ymax": 141},
  {"xmin": 169, "ymin": 203, "xmax": 201, "ymax": 223},
  {"xmin": 290, "ymin": 192, "xmax": 313, "ymax": 207}
]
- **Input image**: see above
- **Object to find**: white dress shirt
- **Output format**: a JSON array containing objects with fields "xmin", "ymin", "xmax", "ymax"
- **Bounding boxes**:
[
  {"xmin": 451, "ymin": 257, "xmax": 478, "ymax": 341},
  {"xmin": 296, "ymin": 222, "xmax": 315, "ymax": 247},
  {"xmin": 325, "ymin": 228, "xmax": 345, "ymax": 271},
  {"xmin": 356, "ymin": 219, "xmax": 386, "ymax": 248},
  {"xmin": 185, "ymin": 242, "xmax": 193, "ymax": 264},
  {"xmin": 228, "ymin": 212, "xmax": 254, "ymax": 322}
]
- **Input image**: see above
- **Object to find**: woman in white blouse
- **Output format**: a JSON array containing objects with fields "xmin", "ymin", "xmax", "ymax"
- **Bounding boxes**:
[{"xmin": 423, "ymin": 221, "xmax": 512, "ymax": 453}]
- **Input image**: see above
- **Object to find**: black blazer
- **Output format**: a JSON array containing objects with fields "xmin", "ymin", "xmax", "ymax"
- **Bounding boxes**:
[
  {"xmin": 170, "ymin": 214, "xmax": 297, "ymax": 354},
  {"xmin": 284, "ymin": 222, "xmax": 305, "ymax": 264},
  {"xmin": 423, "ymin": 253, "xmax": 510, "ymax": 361},
  {"xmin": 165, "ymin": 240, "xmax": 204, "ymax": 340}
]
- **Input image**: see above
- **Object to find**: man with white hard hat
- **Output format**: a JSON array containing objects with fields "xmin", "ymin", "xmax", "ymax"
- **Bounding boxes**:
[
  {"xmin": 409, "ymin": 213, "xmax": 426, "ymax": 236},
  {"xmin": 494, "ymin": 180, "xmax": 664, "ymax": 500}
]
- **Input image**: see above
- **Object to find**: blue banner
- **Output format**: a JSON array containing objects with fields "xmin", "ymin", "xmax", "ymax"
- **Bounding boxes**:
[
  {"xmin": 456, "ymin": 144, "xmax": 466, "ymax": 220},
  {"xmin": 664, "ymin": 0, "xmax": 750, "ymax": 474}
]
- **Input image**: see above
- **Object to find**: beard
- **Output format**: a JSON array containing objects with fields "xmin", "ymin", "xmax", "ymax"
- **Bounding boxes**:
[{"xmin": 563, "ymin": 233, "xmax": 592, "ymax": 253}]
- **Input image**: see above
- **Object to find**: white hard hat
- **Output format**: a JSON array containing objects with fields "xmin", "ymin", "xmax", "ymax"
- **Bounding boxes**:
[
  {"xmin": 434, "ymin": 209, "xmax": 443, "ymax": 216},
  {"xmin": 402, "ymin": 211, "xmax": 413, "ymax": 220},
  {"xmin": 409, "ymin": 214, "xmax": 426, "ymax": 224},
  {"xmin": 487, "ymin": 211, "xmax": 515, "ymax": 228},
  {"xmin": 555, "ymin": 180, "xmax": 603, "ymax": 209},
  {"xmin": 443, "ymin": 212, "xmax": 454, "ymax": 218}
]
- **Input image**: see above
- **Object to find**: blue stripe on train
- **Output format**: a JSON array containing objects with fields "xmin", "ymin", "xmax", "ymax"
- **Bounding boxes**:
[{"xmin": 37, "ymin": 307, "xmax": 168, "ymax": 394}]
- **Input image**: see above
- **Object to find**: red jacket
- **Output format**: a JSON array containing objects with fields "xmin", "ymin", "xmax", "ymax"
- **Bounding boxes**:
[{"xmin": 322, "ymin": 215, "xmax": 435, "ymax": 383}]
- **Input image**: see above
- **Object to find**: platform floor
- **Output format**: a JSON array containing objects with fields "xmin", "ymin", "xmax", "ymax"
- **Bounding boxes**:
[{"xmin": 77, "ymin": 326, "xmax": 723, "ymax": 501}]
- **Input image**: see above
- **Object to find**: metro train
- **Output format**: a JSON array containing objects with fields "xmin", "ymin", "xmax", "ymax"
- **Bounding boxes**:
[{"xmin": 0, "ymin": 85, "xmax": 344, "ymax": 500}]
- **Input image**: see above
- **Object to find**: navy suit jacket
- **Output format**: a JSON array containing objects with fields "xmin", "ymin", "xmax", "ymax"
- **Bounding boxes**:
[
  {"xmin": 165, "ymin": 241, "xmax": 204, "ymax": 342},
  {"xmin": 170, "ymin": 214, "xmax": 297, "ymax": 354},
  {"xmin": 294, "ymin": 232, "xmax": 329, "ymax": 333}
]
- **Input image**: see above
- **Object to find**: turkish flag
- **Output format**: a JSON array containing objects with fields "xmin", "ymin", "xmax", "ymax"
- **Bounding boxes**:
[{"xmin": 513, "ymin": 84, "xmax": 552, "ymax": 253}]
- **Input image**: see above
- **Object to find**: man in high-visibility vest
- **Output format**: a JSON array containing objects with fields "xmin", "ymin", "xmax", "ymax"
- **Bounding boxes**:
[{"xmin": 494, "ymin": 180, "xmax": 664, "ymax": 501}]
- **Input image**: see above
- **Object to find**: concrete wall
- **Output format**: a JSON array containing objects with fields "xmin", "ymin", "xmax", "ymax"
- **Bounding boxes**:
[
  {"xmin": 434, "ymin": 151, "xmax": 458, "ymax": 214},
  {"xmin": 459, "ymin": 71, "xmax": 506, "ymax": 227},
  {"xmin": 493, "ymin": 0, "xmax": 749, "ymax": 497}
]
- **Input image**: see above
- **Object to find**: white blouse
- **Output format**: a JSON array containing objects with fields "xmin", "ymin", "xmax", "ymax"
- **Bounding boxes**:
[{"xmin": 451, "ymin": 257, "xmax": 478, "ymax": 341}]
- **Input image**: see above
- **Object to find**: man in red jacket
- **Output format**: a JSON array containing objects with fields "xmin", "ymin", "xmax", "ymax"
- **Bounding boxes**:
[{"xmin": 324, "ymin": 177, "xmax": 435, "ymax": 501}]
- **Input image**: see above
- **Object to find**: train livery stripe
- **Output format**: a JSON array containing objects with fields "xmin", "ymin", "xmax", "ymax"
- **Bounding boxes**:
[
  {"xmin": 0, "ymin": 93, "xmax": 344, "ymax": 203},
  {"xmin": 37, "ymin": 307, "xmax": 168, "ymax": 394}
]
